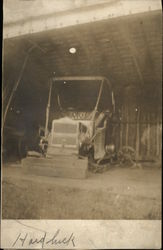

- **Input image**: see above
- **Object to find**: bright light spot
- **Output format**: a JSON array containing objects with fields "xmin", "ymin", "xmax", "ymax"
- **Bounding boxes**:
[
  {"xmin": 64, "ymin": 81, "xmax": 66, "ymax": 84},
  {"xmin": 69, "ymin": 47, "xmax": 76, "ymax": 54},
  {"xmin": 135, "ymin": 108, "xmax": 138, "ymax": 112}
]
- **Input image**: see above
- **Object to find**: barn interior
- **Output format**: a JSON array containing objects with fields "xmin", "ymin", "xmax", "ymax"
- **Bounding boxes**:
[
  {"xmin": 2, "ymin": 0, "xmax": 162, "ymax": 221},
  {"xmin": 3, "ymin": 1, "xmax": 162, "ymax": 162}
]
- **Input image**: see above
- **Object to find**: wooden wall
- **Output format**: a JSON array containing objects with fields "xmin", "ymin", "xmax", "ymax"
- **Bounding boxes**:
[{"xmin": 112, "ymin": 105, "xmax": 162, "ymax": 161}]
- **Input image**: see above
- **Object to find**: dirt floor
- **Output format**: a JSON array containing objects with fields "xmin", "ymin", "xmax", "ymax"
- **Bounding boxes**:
[{"xmin": 2, "ymin": 162, "xmax": 161, "ymax": 219}]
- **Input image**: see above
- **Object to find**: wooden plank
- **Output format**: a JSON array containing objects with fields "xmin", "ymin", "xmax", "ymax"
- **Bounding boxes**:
[
  {"xmin": 135, "ymin": 108, "xmax": 140, "ymax": 161},
  {"xmin": 125, "ymin": 107, "xmax": 129, "ymax": 146},
  {"xmin": 159, "ymin": 122, "xmax": 162, "ymax": 161},
  {"xmin": 119, "ymin": 106, "xmax": 123, "ymax": 149},
  {"xmin": 140, "ymin": 122, "xmax": 145, "ymax": 161},
  {"xmin": 156, "ymin": 111, "xmax": 160, "ymax": 157},
  {"xmin": 147, "ymin": 113, "xmax": 151, "ymax": 157},
  {"xmin": 119, "ymin": 121, "xmax": 123, "ymax": 149},
  {"xmin": 129, "ymin": 123, "xmax": 137, "ymax": 152}
]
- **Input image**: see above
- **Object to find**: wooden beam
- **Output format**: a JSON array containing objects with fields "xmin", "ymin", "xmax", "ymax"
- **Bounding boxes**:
[
  {"xmin": 54, "ymin": 76, "xmax": 107, "ymax": 81},
  {"xmin": 2, "ymin": 46, "xmax": 35, "ymax": 128}
]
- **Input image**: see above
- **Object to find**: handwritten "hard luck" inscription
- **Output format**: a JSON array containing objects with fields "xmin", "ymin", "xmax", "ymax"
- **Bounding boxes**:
[{"xmin": 12, "ymin": 229, "xmax": 76, "ymax": 248}]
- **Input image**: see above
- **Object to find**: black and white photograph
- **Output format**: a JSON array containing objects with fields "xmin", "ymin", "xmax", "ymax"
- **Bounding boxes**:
[{"xmin": 1, "ymin": 0, "xmax": 162, "ymax": 249}]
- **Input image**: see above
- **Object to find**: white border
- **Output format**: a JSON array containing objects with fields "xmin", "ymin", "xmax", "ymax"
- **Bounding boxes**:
[{"xmin": 1, "ymin": 219, "xmax": 161, "ymax": 249}]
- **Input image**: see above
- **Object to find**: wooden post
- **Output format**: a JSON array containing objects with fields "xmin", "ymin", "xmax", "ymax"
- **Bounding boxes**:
[
  {"xmin": 119, "ymin": 106, "xmax": 123, "ymax": 149},
  {"xmin": 120, "ymin": 122, "xmax": 122, "ymax": 149},
  {"xmin": 91, "ymin": 78, "xmax": 104, "ymax": 122},
  {"xmin": 125, "ymin": 106, "xmax": 129, "ymax": 146},
  {"xmin": 147, "ymin": 113, "xmax": 150, "ymax": 158},
  {"xmin": 159, "ymin": 124, "xmax": 162, "ymax": 162},
  {"xmin": 135, "ymin": 107, "xmax": 140, "ymax": 161},
  {"xmin": 156, "ymin": 111, "xmax": 160, "ymax": 157},
  {"xmin": 2, "ymin": 46, "xmax": 35, "ymax": 128},
  {"xmin": 45, "ymin": 78, "xmax": 53, "ymax": 138}
]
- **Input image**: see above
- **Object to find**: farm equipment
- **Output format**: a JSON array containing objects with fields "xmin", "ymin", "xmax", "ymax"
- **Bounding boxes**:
[{"xmin": 22, "ymin": 76, "xmax": 115, "ymax": 178}]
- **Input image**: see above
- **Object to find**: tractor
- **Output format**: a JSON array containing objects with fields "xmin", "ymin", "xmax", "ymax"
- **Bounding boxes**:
[{"xmin": 22, "ymin": 76, "xmax": 115, "ymax": 178}]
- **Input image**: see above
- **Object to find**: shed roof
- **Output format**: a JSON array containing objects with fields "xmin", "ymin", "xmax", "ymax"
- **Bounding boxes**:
[{"xmin": 3, "ymin": 2, "xmax": 162, "ymax": 125}]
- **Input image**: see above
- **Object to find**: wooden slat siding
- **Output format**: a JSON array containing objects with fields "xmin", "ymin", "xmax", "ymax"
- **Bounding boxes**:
[{"xmin": 110, "ymin": 105, "xmax": 162, "ymax": 161}]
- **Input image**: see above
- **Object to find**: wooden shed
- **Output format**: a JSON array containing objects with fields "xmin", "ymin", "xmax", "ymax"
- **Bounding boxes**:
[{"xmin": 3, "ymin": 0, "xmax": 162, "ymax": 162}]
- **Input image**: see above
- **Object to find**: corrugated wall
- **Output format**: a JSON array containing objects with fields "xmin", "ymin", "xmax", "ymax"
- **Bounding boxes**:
[{"xmin": 112, "ymin": 105, "xmax": 162, "ymax": 161}]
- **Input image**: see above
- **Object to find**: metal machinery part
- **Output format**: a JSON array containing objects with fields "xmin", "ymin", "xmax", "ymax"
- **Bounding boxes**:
[{"xmin": 22, "ymin": 76, "xmax": 115, "ymax": 179}]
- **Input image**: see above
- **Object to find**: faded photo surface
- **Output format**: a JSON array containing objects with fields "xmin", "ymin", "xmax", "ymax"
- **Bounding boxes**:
[{"xmin": 1, "ymin": 0, "xmax": 162, "ymax": 249}]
